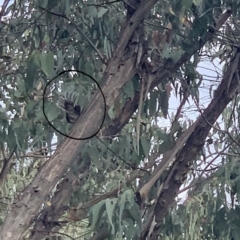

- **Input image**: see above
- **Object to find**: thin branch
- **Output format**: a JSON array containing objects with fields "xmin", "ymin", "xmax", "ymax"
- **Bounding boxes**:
[
  {"xmin": 33, "ymin": 230, "xmax": 75, "ymax": 240},
  {"xmin": 0, "ymin": 0, "xmax": 11, "ymax": 20},
  {"xmin": 81, "ymin": 169, "xmax": 144, "ymax": 209},
  {"xmin": 96, "ymin": 136, "xmax": 151, "ymax": 174},
  {"xmin": 83, "ymin": 0, "xmax": 121, "ymax": 7},
  {"xmin": 0, "ymin": 145, "xmax": 17, "ymax": 186},
  {"xmin": 37, "ymin": 6, "xmax": 106, "ymax": 64}
]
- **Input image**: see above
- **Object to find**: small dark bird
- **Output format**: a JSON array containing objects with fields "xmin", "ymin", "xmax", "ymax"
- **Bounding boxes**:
[{"xmin": 57, "ymin": 92, "xmax": 81, "ymax": 123}]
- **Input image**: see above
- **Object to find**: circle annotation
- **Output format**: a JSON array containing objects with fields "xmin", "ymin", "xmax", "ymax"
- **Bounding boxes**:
[{"xmin": 42, "ymin": 70, "xmax": 106, "ymax": 140}]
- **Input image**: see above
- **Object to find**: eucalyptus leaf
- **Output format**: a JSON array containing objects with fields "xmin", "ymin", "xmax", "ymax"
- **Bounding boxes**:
[
  {"xmin": 40, "ymin": 52, "xmax": 54, "ymax": 76},
  {"xmin": 98, "ymin": 8, "xmax": 108, "ymax": 18},
  {"xmin": 105, "ymin": 198, "xmax": 117, "ymax": 234}
]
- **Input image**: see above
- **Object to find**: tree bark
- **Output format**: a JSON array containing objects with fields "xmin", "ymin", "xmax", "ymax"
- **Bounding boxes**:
[
  {"xmin": 143, "ymin": 52, "xmax": 240, "ymax": 239},
  {"xmin": 0, "ymin": 1, "xmax": 158, "ymax": 239},
  {"xmin": 23, "ymin": 9, "xmax": 232, "ymax": 240}
]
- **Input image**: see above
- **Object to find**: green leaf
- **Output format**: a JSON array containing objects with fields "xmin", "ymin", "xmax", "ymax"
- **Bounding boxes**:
[
  {"xmin": 32, "ymin": 50, "xmax": 41, "ymax": 67},
  {"xmin": 231, "ymin": 228, "xmax": 240, "ymax": 240},
  {"xmin": 7, "ymin": 177, "xmax": 14, "ymax": 189},
  {"xmin": 98, "ymin": 8, "xmax": 108, "ymax": 18},
  {"xmin": 105, "ymin": 198, "xmax": 117, "ymax": 234},
  {"xmin": 154, "ymin": 129, "xmax": 170, "ymax": 142},
  {"xmin": 171, "ymin": 121, "xmax": 181, "ymax": 135},
  {"xmin": 14, "ymin": 90, "xmax": 24, "ymax": 98},
  {"xmin": 90, "ymin": 201, "xmax": 106, "ymax": 228},
  {"xmin": 31, "ymin": 131, "xmax": 46, "ymax": 148},
  {"xmin": 12, "ymin": 119, "xmax": 22, "ymax": 129},
  {"xmin": 34, "ymin": 109, "xmax": 44, "ymax": 123},
  {"xmin": 148, "ymin": 90, "xmax": 158, "ymax": 116},
  {"xmin": 192, "ymin": 0, "xmax": 202, "ymax": 6},
  {"xmin": 88, "ymin": 145, "xmax": 103, "ymax": 168},
  {"xmin": 84, "ymin": 62, "xmax": 94, "ymax": 76},
  {"xmin": 41, "ymin": 0, "xmax": 49, "ymax": 8},
  {"xmin": 122, "ymin": 219, "xmax": 138, "ymax": 238},
  {"xmin": 7, "ymin": 125, "xmax": 16, "ymax": 150},
  {"xmin": 162, "ymin": 45, "xmax": 172, "ymax": 59},
  {"xmin": 124, "ymin": 81, "xmax": 135, "ymax": 99},
  {"xmin": 119, "ymin": 191, "xmax": 127, "ymax": 223},
  {"xmin": 182, "ymin": 0, "xmax": 193, "ymax": 9},
  {"xmin": 108, "ymin": 104, "xmax": 116, "ymax": 119},
  {"xmin": 103, "ymin": 37, "xmax": 109, "ymax": 58},
  {"xmin": 119, "ymin": 190, "xmax": 134, "ymax": 223},
  {"xmin": 44, "ymin": 102, "xmax": 60, "ymax": 122},
  {"xmin": 16, "ymin": 78, "xmax": 26, "ymax": 96},
  {"xmin": 173, "ymin": 205, "xmax": 186, "ymax": 224},
  {"xmin": 87, "ymin": 6, "xmax": 98, "ymax": 18},
  {"xmin": 140, "ymin": 135, "xmax": 150, "ymax": 156},
  {"xmin": 106, "ymin": 180, "xmax": 118, "ymax": 191},
  {"xmin": 56, "ymin": 50, "xmax": 66, "ymax": 72},
  {"xmin": 160, "ymin": 90, "xmax": 169, "ymax": 118},
  {"xmin": 40, "ymin": 51, "xmax": 54, "ymax": 76},
  {"xmin": 172, "ymin": 49, "xmax": 183, "ymax": 63},
  {"xmin": 158, "ymin": 140, "xmax": 174, "ymax": 153}
]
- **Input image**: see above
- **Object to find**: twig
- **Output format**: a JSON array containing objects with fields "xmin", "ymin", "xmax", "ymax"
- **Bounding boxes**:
[
  {"xmin": 0, "ymin": 145, "xmax": 17, "ymax": 186},
  {"xmin": 0, "ymin": 0, "xmax": 10, "ymax": 20},
  {"xmin": 37, "ymin": 6, "xmax": 105, "ymax": 64}
]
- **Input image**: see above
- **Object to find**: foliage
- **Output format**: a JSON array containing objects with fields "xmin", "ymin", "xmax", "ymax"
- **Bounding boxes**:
[{"xmin": 0, "ymin": 0, "xmax": 240, "ymax": 239}]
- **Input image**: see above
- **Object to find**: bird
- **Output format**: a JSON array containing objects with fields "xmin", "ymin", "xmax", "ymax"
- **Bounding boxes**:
[{"xmin": 57, "ymin": 92, "xmax": 81, "ymax": 123}]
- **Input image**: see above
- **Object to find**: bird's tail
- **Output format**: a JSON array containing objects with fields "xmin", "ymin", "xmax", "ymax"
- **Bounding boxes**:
[
  {"xmin": 57, "ymin": 92, "xmax": 81, "ymax": 123},
  {"xmin": 57, "ymin": 92, "xmax": 79, "ymax": 111}
]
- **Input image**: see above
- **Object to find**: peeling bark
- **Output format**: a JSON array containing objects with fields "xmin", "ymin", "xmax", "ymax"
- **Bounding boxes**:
[
  {"xmin": 142, "ymin": 52, "xmax": 240, "ymax": 240},
  {"xmin": 23, "ymin": 9, "xmax": 233, "ymax": 240},
  {"xmin": 0, "ymin": 1, "xmax": 158, "ymax": 239}
]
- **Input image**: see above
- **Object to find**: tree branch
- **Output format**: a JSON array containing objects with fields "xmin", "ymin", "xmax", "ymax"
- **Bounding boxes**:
[
  {"xmin": 28, "ymin": 8, "xmax": 232, "ymax": 240},
  {"xmin": 143, "ymin": 51, "xmax": 240, "ymax": 240},
  {"xmin": 0, "ymin": 1, "xmax": 158, "ymax": 239}
]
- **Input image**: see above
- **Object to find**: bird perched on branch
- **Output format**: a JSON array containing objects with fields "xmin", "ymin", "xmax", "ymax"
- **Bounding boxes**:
[{"xmin": 57, "ymin": 92, "xmax": 81, "ymax": 123}]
